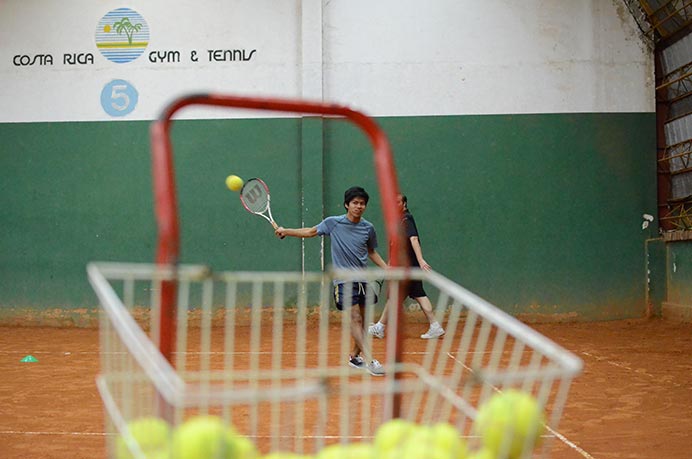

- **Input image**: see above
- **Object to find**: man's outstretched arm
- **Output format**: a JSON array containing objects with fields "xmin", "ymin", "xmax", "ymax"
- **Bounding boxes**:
[{"xmin": 275, "ymin": 226, "xmax": 318, "ymax": 239}]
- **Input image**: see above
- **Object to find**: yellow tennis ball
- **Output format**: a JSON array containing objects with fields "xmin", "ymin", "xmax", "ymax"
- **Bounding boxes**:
[
  {"xmin": 116, "ymin": 417, "xmax": 171, "ymax": 459},
  {"xmin": 264, "ymin": 453, "xmax": 311, "ymax": 459},
  {"xmin": 374, "ymin": 418, "xmax": 416, "ymax": 455},
  {"xmin": 225, "ymin": 174, "xmax": 244, "ymax": 192},
  {"xmin": 398, "ymin": 424, "xmax": 466, "ymax": 459},
  {"xmin": 431, "ymin": 422, "xmax": 469, "ymax": 458},
  {"xmin": 466, "ymin": 448, "xmax": 496, "ymax": 459},
  {"xmin": 232, "ymin": 435, "xmax": 259, "ymax": 459},
  {"xmin": 171, "ymin": 415, "xmax": 237, "ymax": 459},
  {"xmin": 473, "ymin": 390, "xmax": 545, "ymax": 459},
  {"xmin": 399, "ymin": 425, "xmax": 434, "ymax": 459},
  {"xmin": 318, "ymin": 442, "xmax": 376, "ymax": 459}
]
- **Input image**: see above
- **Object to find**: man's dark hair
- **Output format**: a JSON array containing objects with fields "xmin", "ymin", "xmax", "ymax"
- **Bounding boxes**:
[{"xmin": 344, "ymin": 186, "xmax": 369, "ymax": 206}]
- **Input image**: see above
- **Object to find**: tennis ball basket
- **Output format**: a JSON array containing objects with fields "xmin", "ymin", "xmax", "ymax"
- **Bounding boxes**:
[{"xmin": 89, "ymin": 94, "xmax": 582, "ymax": 459}]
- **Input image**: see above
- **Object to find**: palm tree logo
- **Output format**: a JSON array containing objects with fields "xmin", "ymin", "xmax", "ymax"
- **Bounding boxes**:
[
  {"xmin": 95, "ymin": 8, "xmax": 149, "ymax": 64},
  {"xmin": 112, "ymin": 17, "xmax": 142, "ymax": 46}
]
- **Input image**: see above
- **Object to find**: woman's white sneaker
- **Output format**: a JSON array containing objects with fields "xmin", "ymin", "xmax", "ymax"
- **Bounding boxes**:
[
  {"xmin": 421, "ymin": 324, "xmax": 445, "ymax": 339},
  {"xmin": 368, "ymin": 322, "xmax": 385, "ymax": 339},
  {"xmin": 367, "ymin": 359, "xmax": 385, "ymax": 376}
]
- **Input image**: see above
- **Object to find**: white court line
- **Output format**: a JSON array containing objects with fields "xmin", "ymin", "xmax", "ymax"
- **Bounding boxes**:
[
  {"xmin": 0, "ymin": 430, "xmax": 108, "ymax": 436},
  {"xmin": 445, "ymin": 352, "xmax": 595, "ymax": 459},
  {"xmin": 1, "ymin": 352, "xmax": 89, "ymax": 361},
  {"xmin": 544, "ymin": 426, "xmax": 596, "ymax": 459},
  {"xmin": 581, "ymin": 351, "xmax": 686, "ymax": 388},
  {"xmin": 0, "ymin": 350, "xmax": 367, "ymax": 357}
]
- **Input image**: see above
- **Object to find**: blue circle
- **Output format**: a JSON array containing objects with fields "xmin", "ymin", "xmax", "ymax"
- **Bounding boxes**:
[{"xmin": 101, "ymin": 80, "xmax": 138, "ymax": 117}]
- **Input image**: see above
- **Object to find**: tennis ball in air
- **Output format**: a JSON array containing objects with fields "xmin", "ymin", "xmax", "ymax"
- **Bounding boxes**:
[
  {"xmin": 374, "ymin": 418, "xmax": 416, "ymax": 455},
  {"xmin": 171, "ymin": 415, "xmax": 237, "ymax": 459},
  {"xmin": 473, "ymin": 389, "xmax": 545, "ymax": 459},
  {"xmin": 225, "ymin": 174, "xmax": 244, "ymax": 192},
  {"xmin": 115, "ymin": 417, "xmax": 171, "ymax": 459}
]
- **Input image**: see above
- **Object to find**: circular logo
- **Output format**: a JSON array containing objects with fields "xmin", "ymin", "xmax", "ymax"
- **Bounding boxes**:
[
  {"xmin": 101, "ymin": 80, "xmax": 139, "ymax": 117},
  {"xmin": 95, "ymin": 8, "xmax": 149, "ymax": 64}
]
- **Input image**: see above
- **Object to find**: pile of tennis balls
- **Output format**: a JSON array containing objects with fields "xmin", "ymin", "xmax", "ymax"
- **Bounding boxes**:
[
  {"xmin": 305, "ymin": 390, "xmax": 545, "ymax": 459},
  {"xmin": 116, "ymin": 415, "xmax": 259, "ymax": 459},
  {"xmin": 115, "ymin": 390, "xmax": 544, "ymax": 459},
  {"xmin": 257, "ymin": 420, "xmax": 467, "ymax": 459},
  {"xmin": 470, "ymin": 389, "xmax": 546, "ymax": 459}
]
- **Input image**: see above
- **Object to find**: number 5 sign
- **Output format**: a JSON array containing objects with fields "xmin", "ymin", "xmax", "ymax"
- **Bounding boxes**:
[{"xmin": 100, "ymin": 79, "xmax": 139, "ymax": 117}]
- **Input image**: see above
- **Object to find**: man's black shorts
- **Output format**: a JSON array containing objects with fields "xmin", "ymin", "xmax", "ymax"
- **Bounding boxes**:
[{"xmin": 333, "ymin": 282, "xmax": 378, "ymax": 310}]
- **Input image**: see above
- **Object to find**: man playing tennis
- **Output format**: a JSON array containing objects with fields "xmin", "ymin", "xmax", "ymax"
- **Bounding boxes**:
[{"xmin": 275, "ymin": 186, "xmax": 387, "ymax": 376}]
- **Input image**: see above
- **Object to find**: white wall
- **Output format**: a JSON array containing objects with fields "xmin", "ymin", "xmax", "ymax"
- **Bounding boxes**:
[
  {"xmin": 0, "ymin": 0, "xmax": 653, "ymax": 122},
  {"xmin": 322, "ymin": 0, "xmax": 654, "ymax": 115}
]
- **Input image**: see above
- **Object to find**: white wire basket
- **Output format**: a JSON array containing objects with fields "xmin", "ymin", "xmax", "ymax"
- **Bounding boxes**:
[{"xmin": 89, "ymin": 261, "xmax": 582, "ymax": 458}]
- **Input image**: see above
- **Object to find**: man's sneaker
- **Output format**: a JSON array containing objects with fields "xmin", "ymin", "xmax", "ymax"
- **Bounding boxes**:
[
  {"xmin": 348, "ymin": 355, "xmax": 365, "ymax": 369},
  {"xmin": 366, "ymin": 359, "xmax": 385, "ymax": 376},
  {"xmin": 368, "ymin": 322, "xmax": 385, "ymax": 339},
  {"xmin": 421, "ymin": 324, "xmax": 445, "ymax": 339}
]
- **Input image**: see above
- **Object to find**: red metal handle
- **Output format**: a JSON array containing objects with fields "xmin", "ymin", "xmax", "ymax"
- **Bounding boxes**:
[{"xmin": 151, "ymin": 93, "xmax": 404, "ymax": 269}]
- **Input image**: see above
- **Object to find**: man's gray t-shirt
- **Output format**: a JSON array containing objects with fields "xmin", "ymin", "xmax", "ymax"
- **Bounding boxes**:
[{"xmin": 316, "ymin": 215, "xmax": 378, "ymax": 283}]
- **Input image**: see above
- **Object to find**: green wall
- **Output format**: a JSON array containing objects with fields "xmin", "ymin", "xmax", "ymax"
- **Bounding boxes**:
[
  {"xmin": 667, "ymin": 241, "xmax": 692, "ymax": 305},
  {"xmin": 326, "ymin": 113, "xmax": 657, "ymax": 319},
  {"xmin": 646, "ymin": 238, "xmax": 667, "ymax": 316},
  {"xmin": 0, "ymin": 112, "xmax": 657, "ymax": 321},
  {"xmin": 647, "ymin": 238, "xmax": 692, "ymax": 320}
]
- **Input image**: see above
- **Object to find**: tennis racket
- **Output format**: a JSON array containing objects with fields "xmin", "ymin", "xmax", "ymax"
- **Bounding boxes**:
[{"xmin": 239, "ymin": 178, "xmax": 282, "ymax": 236}]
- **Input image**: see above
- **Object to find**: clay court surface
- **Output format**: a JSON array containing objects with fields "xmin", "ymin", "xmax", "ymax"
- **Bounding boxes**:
[{"xmin": 1, "ymin": 318, "xmax": 690, "ymax": 459}]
